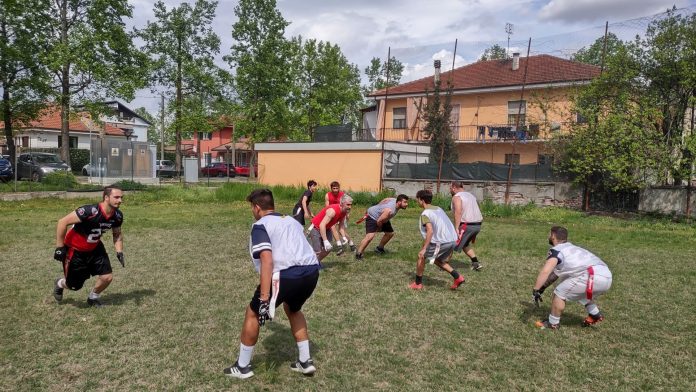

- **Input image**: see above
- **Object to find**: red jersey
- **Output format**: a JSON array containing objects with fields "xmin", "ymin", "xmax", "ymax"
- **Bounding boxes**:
[
  {"xmin": 311, "ymin": 205, "xmax": 346, "ymax": 230},
  {"xmin": 326, "ymin": 191, "xmax": 344, "ymax": 205},
  {"xmin": 64, "ymin": 203, "xmax": 123, "ymax": 252}
]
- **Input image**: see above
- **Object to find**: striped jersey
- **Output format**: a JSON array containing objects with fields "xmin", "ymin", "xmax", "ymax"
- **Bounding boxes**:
[
  {"xmin": 419, "ymin": 206, "xmax": 458, "ymax": 244},
  {"xmin": 249, "ymin": 212, "xmax": 319, "ymax": 274}
]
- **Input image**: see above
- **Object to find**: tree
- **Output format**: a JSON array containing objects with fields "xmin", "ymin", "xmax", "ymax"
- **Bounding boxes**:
[
  {"xmin": 226, "ymin": 0, "xmax": 294, "ymax": 178},
  {"xmin": 362, "ymin": 56, "xmax": 404, "ymax": 99},
  {"xmin": 139, "ymin": 0, "xmax": 230, "ymax": 172},
  {"xmin": 134, "ymin": 107, "xmax": 163, "ymax": 145},
  {"xmin": 478, "ymin": 44, "xmax": 507, "ymax": 61},
  {"xmin": 288, "ymin": 37, "xmax": 362, "ymax": 139},
  {"xmin": 44, "ymin": 0, "xmax": 148, "ymax": 166},
  {"xmin": 571, "ymin": 32, "xmax": 625, "ymax": 67},
  {"xmin": 423, "ymin": 79, "xmax": 458, "ymax": 166},
  {"xmin": 0, "ymin": 0, "xmax": 51, "ymax": 164}
]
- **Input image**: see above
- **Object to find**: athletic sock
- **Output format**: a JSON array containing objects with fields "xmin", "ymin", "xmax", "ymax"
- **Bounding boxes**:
[
  {"xmin": 238, "ymin": 343, "xmax": 255, "ymax": 367},
  {"xmin": 585, "ymin": 303, "xmax": 600, "ymax": 316},
  {"xmin": 297, "ymin": 340, "xmax": 310, "ymax": 362},
  {"xmin": 415, "ymin": 275, "xmax": 423, "ymax": 285},
  {"xmin": 470, "ymin": 257, "xmax": 479, "ymax": 263},
  {"xmin": 57, "ymin": 278, "xmax": 66, "ymax": 289},
  {"xmin": 450, "ymin": 270, "xmax": 460, "ymax": 279},
  {"xmin": 88, "ymin": 291, "xmax": 100, "ymax": 300},
  {"xmin": 548, "ymin": 314, "xmax": 561, "ymax": 325}
]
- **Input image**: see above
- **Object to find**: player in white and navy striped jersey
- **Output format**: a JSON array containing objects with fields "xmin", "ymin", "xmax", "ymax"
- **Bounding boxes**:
[{"xmin": 224, "ymin": 189, "xmax": 320, "ymax": 379}]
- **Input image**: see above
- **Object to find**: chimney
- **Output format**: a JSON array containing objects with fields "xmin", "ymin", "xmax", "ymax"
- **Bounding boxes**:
[
  {"xmin": 434, "ymin": 60, "xmax": 441, "ymax": 83},
  {"xmin": 512, "ymin": 52, "xmax": 520, "ymax": 71}
]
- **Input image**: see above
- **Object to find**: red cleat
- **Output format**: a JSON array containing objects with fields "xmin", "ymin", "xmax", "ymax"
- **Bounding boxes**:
[
  {"xmin": 582, "ymin": 313, "xmax": 605, "ymax": 327},
  {"xmin": 450, "ymin": 275, "xmax": 465, "ymax": 290},
  {"xmin": 408, "ymin": 282, "xmax": 423, "ymax": 290}
]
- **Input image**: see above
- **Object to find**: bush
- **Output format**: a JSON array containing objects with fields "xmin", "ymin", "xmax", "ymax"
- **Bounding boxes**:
[
  {"xmin": 43, "ymin": 171, "xmax": 78, "ymax": 188},
  {"xmin": 111, "ymin": 180, "xmax": 147, "ymax": 191},
  {"xmin": 69, "ymin": 149, "xmax": 90, "ymax": 173}
]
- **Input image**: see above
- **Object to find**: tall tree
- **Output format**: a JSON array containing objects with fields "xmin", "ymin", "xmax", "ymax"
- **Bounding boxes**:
[
  {"xmin": 478, "ymin": 44, "xmax": 507, "ymax": 61},
  {"xmin": 226, "ymin": 0, "xmax": 293, "ymax": 177},
  {"xmin": 362, "ymin": 56, "xmax": 404, "ymax": 99},
  {"xmin": 423, "ymin": 79, "xmax": 457, "ymax": 165},
  {"xmin": 0, "ymin": 0, "xmax": 51, "ymax": 164},
  {"xmin": 571, "ymin": 32, "xmax": 625, "ymax": 66},
  {"xmin": 288, "ymin": 37, "xmax": 362, "ymax": 139},
  {"xmin": 44, "ymin": 0, "xmax": 148, "ymax": 166},
  {"xmin": 139, "ymin": 0, "xmax": 229, "ymax": 172}
]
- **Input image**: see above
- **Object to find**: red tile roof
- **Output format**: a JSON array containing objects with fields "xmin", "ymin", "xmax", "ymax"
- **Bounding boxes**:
[
  {"xmin": 0, "ymin": 106, "xmax": 125, "ymax": 136},
  {"xmin": 370, "ymin": 54, "xmax": 600, "ymax": 97}
]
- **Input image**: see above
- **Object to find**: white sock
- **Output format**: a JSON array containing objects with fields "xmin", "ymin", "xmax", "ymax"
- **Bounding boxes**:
[
  {"xmin": 586, "ymin": 304, "xmax": 600, "ymax": 316},
  {"xmin": 238, "ymin": 343, "xmax": 255, "ymax": 367},
  {"xmin": 88, "ymin": 291, "xmax": 100, "ymax": 300},
  {"xmin": 58, "ymin": 278, "xmax": 66, "ymax": 289},
  {"xmin": 548, "ymin": 314, "xmax": 561, "ymax": 325},
  {"xmin": 297, "ymin": 340, "xmax": 310, "ymax": 362}
]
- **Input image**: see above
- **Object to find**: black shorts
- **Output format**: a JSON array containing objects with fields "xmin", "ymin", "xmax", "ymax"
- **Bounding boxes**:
[
  {"xmin": 365, "ymin": 217, "xmax": 394, "ymax": 234},
  {"xmin": 250, "ymin": 269, "xmax": 319, "ymax": 314},
  {"xmin": 292, "ymin": 206, "xmax": 305, "ymax": 226},
  {"xmin": 63, "ymin": 242, "xmax": 112, "ymax": 291}
]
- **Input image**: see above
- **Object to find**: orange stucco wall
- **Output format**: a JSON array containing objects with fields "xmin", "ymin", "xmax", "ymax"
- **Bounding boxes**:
[
  {"xmin": 258, "ymin": 150, "xmax": 383, "ymax": 192},
  {"xmin": 457, "ymin": 142, "xmax": 547, "ymax": 164}
]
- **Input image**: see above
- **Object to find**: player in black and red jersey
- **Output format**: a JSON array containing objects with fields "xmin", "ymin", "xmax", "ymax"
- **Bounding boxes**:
[{"xmin": 52, "ymin": 186, "xmax": 125, "ymax": 307}]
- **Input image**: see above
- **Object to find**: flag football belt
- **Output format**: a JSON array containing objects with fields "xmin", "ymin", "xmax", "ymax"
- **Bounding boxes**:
[
  {"xmin": 269, "ymin": 271, "xmax": 280, "ymax": 320},
  {"xmin": 355, "ymin": 212, "xmax": 368, "ymax": 224},
  {"xmin": 586, "ymin": 266, "xmax": 594, "ymax": 301}
]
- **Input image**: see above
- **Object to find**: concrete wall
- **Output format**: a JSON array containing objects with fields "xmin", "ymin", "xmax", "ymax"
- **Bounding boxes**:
[
  {"xmin": 639, "ymin": 187, "xmax": 696, "ymax": 217},
  {"xmin": 456, "ymin": 142, "xmax": 546, "ymax": 164}
]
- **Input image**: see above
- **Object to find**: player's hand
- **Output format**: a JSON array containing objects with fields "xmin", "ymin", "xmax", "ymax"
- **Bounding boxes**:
[
  {"xmin": 257, "ymin": 299, "xmax": 271, "ymax": 326},
  {"xmin": 116, "ymin": 252, "xmax": 125, "ymax": 268},
  {"xmin": 54, "ymin": 246, "xmax": 68, "ymax": 262},
  {"xmin": 532, "ymin": 289, "xmax": 543, "ymax": 306},
  {"xmin": 323, "ymin": 240, "xmax": 333, "ymax": 252}
]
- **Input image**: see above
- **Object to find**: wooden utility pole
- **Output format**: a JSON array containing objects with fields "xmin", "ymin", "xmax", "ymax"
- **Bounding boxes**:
[{"xmin": 436, "ymin": 39, "xmax": 458, "ymax": 194}]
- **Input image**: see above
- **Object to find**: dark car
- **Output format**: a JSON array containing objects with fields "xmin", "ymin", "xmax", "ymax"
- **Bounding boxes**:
[
  {"xmin": 0, "ymin": 156, "xmax": 13, "ymax": 182},
  {"xmin": 234, "ymin": 163, "xmax": 258, "ymax": 177},
  {"xmin": 201, "ymin": 162, "xmax": 236, "ymax": 177},
  {"xmin": 16, "ymin": 152, "xmax": 69, "ymax": 181}
]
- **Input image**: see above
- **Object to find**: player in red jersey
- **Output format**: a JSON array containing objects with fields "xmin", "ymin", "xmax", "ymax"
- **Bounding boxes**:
[
  {"xmin": 324, "ymin": 181, "xmax": 349, "ymax": 252},
  {"xmin": 309, "ymin": 194, "xmax": 353, "ymax": 261},
  {"xmin": 52, "ymin": 186, "xmax": 125, "ymax": 307}
]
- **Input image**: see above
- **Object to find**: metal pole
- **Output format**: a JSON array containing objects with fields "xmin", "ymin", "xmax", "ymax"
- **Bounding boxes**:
[
  {"xmin": 378, "ymin": 47, "xmax": 391, "ymax": 191},
  {"xmin": 160, "ymin": 94, "xmax": 165, "ymax": 161},
  {"xmin": 130, "ymin": 139, "xmax": 134, "ymax": 182},
  {"xmin": 436, "ymin": 39, "xmax": 458, "ymax": 194}
]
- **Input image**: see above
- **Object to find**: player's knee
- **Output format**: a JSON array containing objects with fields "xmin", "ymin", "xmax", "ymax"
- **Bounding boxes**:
[{"xmin": 100, "ymin": 274, "xmax": 113, "ymax": 284}]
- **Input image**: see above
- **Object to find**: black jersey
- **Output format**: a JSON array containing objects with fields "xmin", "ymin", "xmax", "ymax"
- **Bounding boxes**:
[
  {"xmin": 294, "ymin": 190, "xmax": 313, "ymax": 211},
  {"xmin": 64, "ymin": 203, "xmax": 123, "ymax": 252}
]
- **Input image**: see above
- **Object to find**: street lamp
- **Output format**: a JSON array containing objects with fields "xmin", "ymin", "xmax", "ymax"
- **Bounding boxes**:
[{"xmin": 124, "ymin": 129, "xmax": 134, "ymax": 182}]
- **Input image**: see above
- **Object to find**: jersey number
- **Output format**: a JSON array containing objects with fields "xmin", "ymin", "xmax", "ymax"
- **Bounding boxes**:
[{"xmin": 87, "ymin": 228, "xmax": 102, "ymax": 243}]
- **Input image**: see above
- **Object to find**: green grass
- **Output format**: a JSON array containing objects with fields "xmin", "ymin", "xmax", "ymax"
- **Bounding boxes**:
[{"xmin": 1, "ymin": 187, "xmax": 695, "ymax": 391}]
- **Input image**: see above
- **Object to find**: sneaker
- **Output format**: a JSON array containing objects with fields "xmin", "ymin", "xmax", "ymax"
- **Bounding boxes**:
[
  {"xmin": 223, "ymin": 362, "xmax": 254, "ymax": 379},
  {"xmin": 290, "ymin": 358, "xmax": 316, "ymax": 375},
  {"xmin": 53, "ymin": 278, "xmax": 64, "ymax": 302},
  {"xmin": 336, "ymin": 246, "xmax": 345, "ymax": 256},
  {"xmin": 582, "ymin": 313, "xmax": 605, "ymax": 327},
  {"xmin": 355, "ymin": 253, "xmax": 363, "ymax": 260},
  {"xmin": 375, "ymin": 247, "xmax": 386, "ymax": 255},
  {"xmin": 535, "ymin": 320, "xmax": 560, "ymax": 330},
  {"xmin": 450, "ymin": 275, "xmax": 465, "ymax": 290},
  {"xmin": 87, "ymin": 298, "xmax": 104, "ymax": 308},
  {"xmin": 408, "ymin": 282, "xmax": 423, "ymax": 290},
  {"xmin": 471, "ymin": 261, "xmax": 483, "ymax": 271}
]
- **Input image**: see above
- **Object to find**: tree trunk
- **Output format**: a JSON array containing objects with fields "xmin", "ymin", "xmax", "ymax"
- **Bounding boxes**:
[
  {"xmin": 175, "ymin": 40, "xmax": 182, "ymax": 176},
  {"xmin": 583, "ymin": 183, "xmax": 590, "ymax": 212}
]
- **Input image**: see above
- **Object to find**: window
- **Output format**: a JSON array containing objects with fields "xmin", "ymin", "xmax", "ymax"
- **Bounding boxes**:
[
  {"xmin": 505, "ymin": 153, "xmax": 520, "ymax": 166},
  {"xmin": 20, "ymin": 136, "xmax": 29, "ymax": 147},
  {"xmin": 58, "ymin": 136, "xmax": 78, "ymax": 148},
  {"xmin": 203, "ymin": 152, "xmax": 211, "ymax": 166},
  {"xmin": 508, "ymin": 100, "xmax": 526, "ymax": 126},
  {"xmin": 392, "ymin": 107, "xmax": 406, "ymax": 129},
  {"xmin": 538, "ymin": 154, "xmax": 554, "ymax": 165},
  {"xmin": 198, "ymin": 132, "xmax": 212, "ymax": 141}
]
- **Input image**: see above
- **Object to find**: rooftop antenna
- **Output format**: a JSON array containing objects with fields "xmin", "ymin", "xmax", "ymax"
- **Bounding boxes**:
[{"xmin": 505, "ymin": 23, "xmax": 514, "ymax": 58}]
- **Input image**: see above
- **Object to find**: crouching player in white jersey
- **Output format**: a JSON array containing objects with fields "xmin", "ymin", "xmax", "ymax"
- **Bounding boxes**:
[
  {"xmin": 224, "ymin": 189, "xmax": 321, "ymax": 379},
  {"xmin": 532, "ymin": 226, "xmax": 613, "ymax": 329}
]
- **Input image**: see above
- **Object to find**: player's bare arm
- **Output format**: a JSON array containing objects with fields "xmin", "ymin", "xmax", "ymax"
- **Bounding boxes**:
[
  {"xmin": 534, "ymin": 257, "xmax": 558, "ymax": 290},
  {"xmin": 258, "ymin": 250, "xmax": 273, "ymax": 302},
  {"xmin": 452, "ymin": 196, "xmax": 463, "ymax": 228},
  {"xmin": 320, "ymin": 209, "xmax": 335, "ymax": 241},
  {"xmin": 376, "ymin": 208, "xmax": 392, "ymax": 226},
  {"xmin": 419, "ymin": 222, "xmax": 434, "ymax": 260},
  {"xmin": 324, "ymin": 194, "xmax": 330, "ymax": 207},
  {"xmin": 302, "ymin": 196, "xmax": 312, "ymax": 218},
  {"xmin": 56, "ymin": 211, "xmax": 81, "ymax": 247},
  {"xmin": 112, "ymin": 227, "xmax": 124, "ymax": 253}
]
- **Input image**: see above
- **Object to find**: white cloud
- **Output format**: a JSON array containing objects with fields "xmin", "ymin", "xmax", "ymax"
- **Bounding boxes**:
[
  {"xmin": 538, "ymin": 0, "xmax": 689, "ymax": 23},
  {"xmin": 402, "ymin": 49, "xmax": 471, "ymax": 82}
]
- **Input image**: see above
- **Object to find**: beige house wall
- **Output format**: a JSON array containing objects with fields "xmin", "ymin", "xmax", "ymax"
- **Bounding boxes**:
[
  {"xmin": 258, "ymin": 150, "xmax": 382, "ymax": 192},
  {"xmin": 456, "ymin": 142, "xmax": 546, "ymax": 164}
]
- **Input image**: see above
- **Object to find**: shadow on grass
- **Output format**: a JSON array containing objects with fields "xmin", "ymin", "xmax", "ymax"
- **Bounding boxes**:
[
  {"xmin": 517, "ymin": 300, "xmax": 588, "ymax": 327},
  {"xmin": 59, "ymin": 288, "xmax": 156, "ymax": 308},
  {"xmin": 257, "ymin": 320, "xmax": 322, "ymax": 371}
]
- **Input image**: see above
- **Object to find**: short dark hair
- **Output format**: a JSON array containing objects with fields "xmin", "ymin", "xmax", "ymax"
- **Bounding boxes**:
[
  {"xmin": 396, "ymin": 194, "xmax": 409, "ymax": 202},
  {"xmin": 246, "ymin": 188, "xmax": 275, "ymax": 210},
  {"xmin": 451, "ymin": 181, "xmax": 465, "ymax": 189},
  {"xmin": 330, "ymin": 181, "xmax": 340, "ymax": 188},
  {"xmin": 550, "ymin": 226, "xmax": 568, "ymax": 242},
  {"xmin": 307, "ymin": 180, "xmax": 317, "ymax": 188},
  {"xmin": 103, "ymin": 185, "xmax": 122, "ymax": 199},
  {"xmin": 416, "ymin": 189, "xmax": 433, "ymax": 204}
]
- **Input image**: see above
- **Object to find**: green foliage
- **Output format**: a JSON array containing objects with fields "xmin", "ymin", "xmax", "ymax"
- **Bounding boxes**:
[
  {"xmin": 571, "ymin": 32, "xmax": 626, "ymax": 66},
  {"xmin": 69, "ymin": 149, "xmax": 90, "ymax": 173},
  {"xmin": 423, "ymin": 80, "xmax": 458, "ymax": 164},
  {"xmin": 362, "ymin": 55, "xmax": 404, "ymax": 99},
  {"xmin": 42, "ymin": 171, "xmax": 77, "ymax": 188},
  {"xmin": 111, "ymin": 180, "xmax": 147, "ymax": 191},
  {"xmin": 478, "ymin": 44, "xmax": 508, "ymax": 61}
]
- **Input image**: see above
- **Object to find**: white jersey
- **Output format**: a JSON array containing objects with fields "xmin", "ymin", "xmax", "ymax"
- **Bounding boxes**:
[
  {"xmin": 548, "ymin": 242, "xmax": 609, "ymax": 280},
  {"xmin": 451, "ymin": 191, "xmax": 483, "ymax": 223},
  {"xmin": 419, "ymin": 206, "xmax": 458, "ymax": 244},
  {"xmin": 249, "ymin": 212, "xmax": 319, "ymax": 273}
]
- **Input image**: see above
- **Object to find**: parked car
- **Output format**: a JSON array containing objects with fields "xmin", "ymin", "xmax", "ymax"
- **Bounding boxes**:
[
  {"xmin": 16, "ymin": 152, "xmax": 69, "ymax": 181},
  {"xmin": 156, "ymin": 159, "xmax": 176, "ymax": 177},
  {"xmin": 81, "ymin": 163, "xmax": 105, "ymax": 177},
  {"xmin": 234, "ymin": 163, "xmax": 258, "ymax": 177},
  {"xmin": 201, "ymin": 162, "xmax": 236, "ymax": 177},
  {"xmin": 0, "ymin": 156, "xmax": 13, "ymax": 182}
]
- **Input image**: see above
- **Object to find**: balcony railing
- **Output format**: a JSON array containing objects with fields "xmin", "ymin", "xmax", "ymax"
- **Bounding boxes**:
[{"xmin": 355, "ymin": 123, "xmax": 571, "ymax": 142}]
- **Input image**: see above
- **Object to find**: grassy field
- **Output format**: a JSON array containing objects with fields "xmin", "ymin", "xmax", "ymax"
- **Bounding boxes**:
[{"xmin": 1, "ymin": 185, "xmax": 695, "ymax": 391}]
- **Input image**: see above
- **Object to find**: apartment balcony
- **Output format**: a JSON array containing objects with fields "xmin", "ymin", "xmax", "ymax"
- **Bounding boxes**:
[{"xmin": 355, "ymin": 123, "xmax": 570, "ymax": 143}]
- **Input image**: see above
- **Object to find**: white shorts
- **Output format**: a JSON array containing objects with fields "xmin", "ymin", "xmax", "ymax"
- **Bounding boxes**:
[{"xmin": 554, "ymin": 265, "xmax": 612, "ymax": 303}]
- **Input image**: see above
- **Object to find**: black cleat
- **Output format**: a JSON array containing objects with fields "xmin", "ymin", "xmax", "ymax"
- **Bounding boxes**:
[
  {"xmin": 87, "ymin": 298, "xmax": 104, "ymax": 308},
  {"xmin": 375, "ymin": 246, "xmax": 386, "ymax": 255},
  {"xmin": 223, "ymin": 361, "xmax": 254, "ymax": 379},
  {"xmin": 53, "ymin": 278, "xmax": 64, "ymax": 302},
  {"xmin": 471, "ymin": 261, "xmax": 483, "ymax": 271},
  {"xmin": 290, "ymin": 358, "xmax": 316, "ymax": 375},
  {"xmin": 355, "ymin": 253, "xmax": 364, "ymax": 260}
]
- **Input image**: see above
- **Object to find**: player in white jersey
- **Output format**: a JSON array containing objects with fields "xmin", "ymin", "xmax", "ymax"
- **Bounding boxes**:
[
  {"xmin": 409, "ymin": 190, "xmax": 466, "ymax": 290},
  {"xmin": 532, "ymin": 226, "xmax": 613, "ymax": 330},
  {"xmin": 450, "ymin": 181, "xmax": 484, "ymax": 271},
  {"xmin": 224, "ymin": 189, "xmax": 321, "ymax": 379},
  {"xmin": 354, "ymin": 194, "xmax": 409, "ymax": 260}
]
